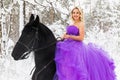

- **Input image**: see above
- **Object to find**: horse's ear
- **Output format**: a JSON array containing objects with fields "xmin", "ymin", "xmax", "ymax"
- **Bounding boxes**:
[
  {"xmin": 34, "ymin": 15, "xmax": 39, "ymax": 25},
  {"xmin": 29, "ymin": 14, "xmax": 34, "ymax": 22}
]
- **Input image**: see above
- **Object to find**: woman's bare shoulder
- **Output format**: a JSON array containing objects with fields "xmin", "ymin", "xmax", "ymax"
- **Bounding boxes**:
[
  {"xmin": 78, "ymin": 22, "xmax": 84, "ymax": 28},
  {"xmin": 79, "ymin": 22, "xmax": 84, "ymax": 26}
]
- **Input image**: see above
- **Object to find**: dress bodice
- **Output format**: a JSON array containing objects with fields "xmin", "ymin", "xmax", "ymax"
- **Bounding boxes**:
[{"xmin": 66, "ymin": 25, "xmax": 79, "ymax": 36}]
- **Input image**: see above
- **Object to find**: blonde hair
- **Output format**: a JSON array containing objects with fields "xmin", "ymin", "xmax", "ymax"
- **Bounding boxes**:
[{"xmin": 70, "ymin": 7, "xmax": 84, "ymax": 22}]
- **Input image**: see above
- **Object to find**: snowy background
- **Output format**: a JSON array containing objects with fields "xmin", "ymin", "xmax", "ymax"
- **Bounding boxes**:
[{"xmin": 0, "ymin": 0, "xmax": 120, "ymax": 80}]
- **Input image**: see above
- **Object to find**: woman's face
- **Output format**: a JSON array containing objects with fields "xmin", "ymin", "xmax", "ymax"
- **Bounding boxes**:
[{"xmin": 72, "ymin": 8, "xmax": 80, "ymax": 21}]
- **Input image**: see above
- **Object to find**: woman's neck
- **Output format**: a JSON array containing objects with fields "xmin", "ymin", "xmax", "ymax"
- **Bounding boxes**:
[{"xmin": 74, "ymin": 20, "xmax": 80, "ymax": 24}]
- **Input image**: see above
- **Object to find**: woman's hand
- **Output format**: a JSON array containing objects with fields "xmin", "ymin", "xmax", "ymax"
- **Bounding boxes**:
[{"xmin": 63, "ymin": 34, "xmax": 70, "ymax": 39}]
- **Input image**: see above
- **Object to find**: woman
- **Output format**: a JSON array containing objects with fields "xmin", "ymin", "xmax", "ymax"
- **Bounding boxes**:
[{"xmin": 54, "ymin": 7, "xmax": 116, "ymax": 80}]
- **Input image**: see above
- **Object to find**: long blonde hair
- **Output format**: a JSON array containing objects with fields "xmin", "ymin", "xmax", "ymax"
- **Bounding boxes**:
[{"xmin": 70, "ymin": 7, "xmax": 84, "ymax": 22}]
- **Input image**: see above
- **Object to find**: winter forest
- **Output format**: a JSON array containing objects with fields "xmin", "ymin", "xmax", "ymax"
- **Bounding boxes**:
[{"xmin": 0, "ymin": 0, "xmax": 120, "ymax": 80}]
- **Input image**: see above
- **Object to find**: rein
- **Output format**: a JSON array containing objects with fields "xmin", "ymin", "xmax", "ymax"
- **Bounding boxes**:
[
  {"xmin": 18, "ymin": 36, "xmax": 62, "ymax": 59},
  {"xmin": 34, "ymin": 40, "xmax": 57, "ymax": 52},
  {"xmin": 34, "ymin": 59, "xmax": 53, "ymax": 80}
]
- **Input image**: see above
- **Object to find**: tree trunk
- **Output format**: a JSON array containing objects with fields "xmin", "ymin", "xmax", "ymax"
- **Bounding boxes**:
[{"xmin": 19, "ymin": 0, "xmax": 24, "ymax": 36}]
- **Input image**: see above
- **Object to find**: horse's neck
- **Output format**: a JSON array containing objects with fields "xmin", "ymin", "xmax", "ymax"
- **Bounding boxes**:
[{"xmin": 34, "ymin": 51, "xmax": 52, "ymax": 68}]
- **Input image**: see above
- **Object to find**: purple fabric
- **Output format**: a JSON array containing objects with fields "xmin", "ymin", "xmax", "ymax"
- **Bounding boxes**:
[
  {"xmin": 66, "ymin": 25, "xmax": 79, "ymax": 35},
  {"xmin": 54, "ymin": 25, "xmax": 116, "ymax": 80}
]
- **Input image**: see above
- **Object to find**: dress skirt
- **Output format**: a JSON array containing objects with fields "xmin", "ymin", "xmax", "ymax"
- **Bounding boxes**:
[{"xmin": 54, "ymin": 39, "xmax": 116, "ymax": 80}]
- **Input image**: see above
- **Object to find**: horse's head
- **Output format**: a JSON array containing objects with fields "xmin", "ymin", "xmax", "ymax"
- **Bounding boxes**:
[
  {"xmin": 12, "ymin": 14, "xmax": 56, "ymax": 60},
  {"xmin": 12, "ymin": 14, "xmax": 38, "ymax": 60}
]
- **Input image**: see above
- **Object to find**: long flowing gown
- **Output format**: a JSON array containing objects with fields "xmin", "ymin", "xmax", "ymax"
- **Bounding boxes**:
[{"xmin": 54, "ymin": 25, "xmax": 116, "ymax": 80}]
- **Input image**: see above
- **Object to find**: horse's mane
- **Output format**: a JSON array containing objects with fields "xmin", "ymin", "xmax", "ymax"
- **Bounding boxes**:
[{"xmin": 34, "ymin": 15, "xmax": 56, "ymax": 42}]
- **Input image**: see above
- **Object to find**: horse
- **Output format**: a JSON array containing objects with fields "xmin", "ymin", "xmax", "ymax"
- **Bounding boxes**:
[{"xmin": 11, "ymin": 14, "xmax": 57, "ymax": 80}]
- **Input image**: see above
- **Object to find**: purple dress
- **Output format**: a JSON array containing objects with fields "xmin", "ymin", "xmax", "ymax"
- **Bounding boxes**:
[{"xmin": 54, "ymin": 25, "xmax": 116, "ymax": 80}]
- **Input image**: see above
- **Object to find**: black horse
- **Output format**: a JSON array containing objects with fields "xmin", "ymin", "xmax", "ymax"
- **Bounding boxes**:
[{"xmin": 12, "ymin": 14, "xmax": 57, "ymax": 80}]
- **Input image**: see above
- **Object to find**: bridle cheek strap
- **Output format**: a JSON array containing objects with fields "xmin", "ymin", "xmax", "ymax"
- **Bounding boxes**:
[{"xmin": 17, "ymin": 41, "xmax": 32, "ymax": 59}]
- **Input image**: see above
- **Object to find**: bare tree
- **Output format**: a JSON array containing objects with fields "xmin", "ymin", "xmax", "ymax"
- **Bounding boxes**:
[{"xmin": 0, "ymin": 0, "xmax": 14, "ymax": 55}]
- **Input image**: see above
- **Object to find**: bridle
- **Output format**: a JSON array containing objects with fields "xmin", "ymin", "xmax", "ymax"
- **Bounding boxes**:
[
  {"xmin": 17, "ymin": 28, "xmax": 57, "ymax": 59},
  {"xmin": 17, "ymin": 28, "xmax": 58, "ymax": 80}
]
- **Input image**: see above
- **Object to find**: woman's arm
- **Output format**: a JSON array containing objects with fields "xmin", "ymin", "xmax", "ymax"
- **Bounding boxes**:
[{"xmin": 63, "ymin": 22, "xmax": 85, "ymax": 41}]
